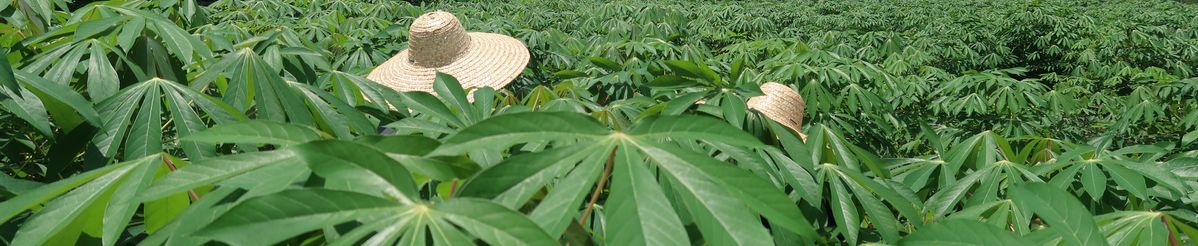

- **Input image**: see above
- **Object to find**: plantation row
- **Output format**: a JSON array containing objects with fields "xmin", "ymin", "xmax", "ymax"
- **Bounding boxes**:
[{"xmin": 0, "ymin": 0, "xmax": 1196, "ymax": 245}]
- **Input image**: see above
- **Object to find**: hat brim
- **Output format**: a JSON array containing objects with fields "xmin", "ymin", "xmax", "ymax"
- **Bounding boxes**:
[{"xmin": 367, "ymin": 32, "xmax": 530, "ymax": 93}]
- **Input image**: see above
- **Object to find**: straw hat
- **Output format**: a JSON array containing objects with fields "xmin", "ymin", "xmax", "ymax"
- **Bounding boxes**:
[
  {"xmin": 747, "ymin": 82, "xmax": 807, "ymax": 140},
  {"xmin": 367, "ymin": 11, "xmax": 530, "ymax": 93}
]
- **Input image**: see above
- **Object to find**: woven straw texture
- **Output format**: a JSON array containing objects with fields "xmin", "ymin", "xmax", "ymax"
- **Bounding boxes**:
[
  {"xmin": 367, "ymin": 11, "xmax": 530, "ymax": 93},
  {"xmin": 748, "ymin": 82, "xmax": 807, "ymax": 140}
]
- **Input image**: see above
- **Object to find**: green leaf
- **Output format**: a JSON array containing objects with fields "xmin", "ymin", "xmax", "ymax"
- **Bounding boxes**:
[
  {"xmin": 198, "ymin": 189, "xmax": 400, "ymax": 245},
  {"xmin": 553, "ymin": 70, "xmax": 588, "ymax": 79},
  {"xmin": 9, "ymin": 155, "xmax": 157, "ymax": 246},
  {"xmin": 143, "ymin": 157, "xmax": 191, "ymax": 234},
  {"xmin": 664, "ymin": 60, "xmax": 720, "ymax": 84},
  {"xmin": 0, "ymin": 86, "xmax": 53, "ymax": 137},
  {"xmin": 526, "ymin": 146, "xmax": 610, "ymax": 237},
  {"xmin": 433, "ymin": 72, "xmax": 479, "ymax": 123},
  {"xmin": 124, "ymin": 86, "xmax": 163, "ymax": 159},
  {"xmin": 926, "ymin": 165, "xmax": 992, "ymax": 218},
  {"xmin": 401, "ymin": 91, "xmax": 466, "ymax": 127},
  {"xmin": 140, "ymin": 187, "xmax": 241, "ymax": 246},
  {"xmin": 662, "ymin": 91, "xmax": 707, "ymax": 115},
  {"xmin": 162, "ymin": 88, "xmax": 215, "ymax": 159},
  {"xmin": 1183, "ymin": 130, "xmax": 1198, "ymax": 145},
  {"xmin": 667, "ymin": 173, "xmax": 771, "ymax": 246},
  {"xmin": 138, "ymin": 149, "xmax": 300, "ymax": 201},
  {"xmin": 1081, "ymin": 164, "xmax": 1107, "ymax": 200},
  {"xmin": 631, "ymin": 141, "xmax": 782, "ymax": 245},
  {"xmin": 86, "ymin": 43, "xmax": 120, "ymax": 101},
  {"xmin": 828, "ymin": 176, "xmax": 860, "ymax": 242},
  {"xmin": 900, "ymin": 219, "xmax": 1031, "ymax": 245},
  {"xmin": 648, "ymin": 75, "xmax": 696, "ymax": 88},
  {"xmin": 357, "ymin": 135, "xmax": 477, "ymax": 181},
  {"xmin": 436, "ymin": 198, "xmax": 559, "ymax": 246},
  {"xmin": 1102, "ymin": 162, "xmax": 1148, "ymax": 199},
  {"xmin": 183, "ymin": 120, "xmax": 324, "ymax": 146},
  {"xmin": 0, "ymin": 47, "xmax": 18, "ymax": 95},
  {"xmin": 628, "ymin": 115, "xmax": 764, "ymax": 148},
  {"xmin": 74, "ymin": 16, "xmax": 128, "ymax": 41},
  {"xmin": 606, "ymin": 145, "xmax": 688, "ymax": 246},
  {"xmin": 720, "ymin": 92, "xmax": 747, "ymax": 128},
  {"xmin": 633, "ymin": 140, "xmax": 815, "ymax": 239},
  {"xmin": 14, "ymin": 70, "xmax": 101, "ymax": 130},
  {"xmin": 588, "ymin": 56, "xmax": 623, "ymax": 71},
  {"xmin": 295, "ymin": 140, "xmax": 419, "ymax": 203},
  {"xmin": 458, "ymin": 144, "xmax": 593, "ymax": 200},
  {"xmin": 436, "ymin": 112, "xmax": 610, "ymax": 154},
  {"xmin": 1010, "ymin": 183, "xmax": 1109, "ymax": 246},
  {"xmin": 0, "ymin": 164, "xmax": 127, "ymax": 223},
  {"xmin": 148, "ymin": 18, "xmax": 210, "ymax": 65},
  {"xmin": 839, "ymin": 170, "xmax": 902, "ymax": 243},
  {"xmin": 101, "ymin": 156, "xmax": 160, "ymax": 246}
]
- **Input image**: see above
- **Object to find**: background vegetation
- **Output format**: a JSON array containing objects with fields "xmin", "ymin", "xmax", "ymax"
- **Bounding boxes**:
[{"xmin": 1, "ymin": 0, "xmax": 1196, "ymax": 245}]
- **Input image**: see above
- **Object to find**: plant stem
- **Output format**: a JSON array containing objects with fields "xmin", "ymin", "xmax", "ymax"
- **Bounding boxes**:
[
  {"xmin": 447, "ymin": 179, "xmax": 460, "ymax": 199},
  {"xmin": 1162, "ymin": 214, "xmax": 1180, "ymax": 246},
  {"xmin": 580, "ymin": 147, "xmax": 617, "ymax": 226},
  {"xmin": 162, "ymin": 156, "xmax": 201, "ymax": 201}
]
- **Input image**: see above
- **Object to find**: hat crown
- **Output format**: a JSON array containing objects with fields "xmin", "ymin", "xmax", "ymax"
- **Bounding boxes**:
[
  {"xmin": 408, "ymin": 11, "xmax": 472, "ymax": 67},
  {"xmin": 749, "ymin": 82, "xmax": 805, "ymax": 128}
]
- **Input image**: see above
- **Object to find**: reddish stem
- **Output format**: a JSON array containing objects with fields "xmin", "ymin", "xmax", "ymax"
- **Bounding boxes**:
[
  {"xmin": 580, "ymin": 147, "xmax": 617, "ymax": 226},
  {"xmin": 447, "ymin": 179, "xmax": 460, "ymax": 199},
  {"xmin": 162, "ymin": 156, "xmax": 201, "ymax": 201},
  {"xmin": 1162, "ymin": 214, "xmax": 1180, "ymax": 246}
]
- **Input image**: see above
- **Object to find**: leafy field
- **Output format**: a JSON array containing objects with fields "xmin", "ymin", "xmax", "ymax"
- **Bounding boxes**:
[{"xmin": 2, "ymin": 0, "xmax": 1198, "ymax": 245}]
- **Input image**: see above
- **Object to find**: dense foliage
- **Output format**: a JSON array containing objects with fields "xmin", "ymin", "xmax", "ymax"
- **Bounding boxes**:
[{"xmin": 1, "ymin": 0, "xmax": 1197, "ymax": 245}]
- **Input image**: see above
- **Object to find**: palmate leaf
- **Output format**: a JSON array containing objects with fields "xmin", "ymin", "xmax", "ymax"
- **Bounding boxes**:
[
  {"xmin": 453, "ymin": 112, "xmax": 815, "ymax": 244},
  {"xmin": 193, "ymin": 49, "xmax": 377, "ymax": 139},
  {"xmin": 1094, "ymin": 211, "xmax": 1174, "ymax": 246},
  {"xmin": 92, "ymin": 78, "xmax": 244, "ymax": 160},
  {"xmin": 197, "ymin": 189, "xmax": 555, "ymax": 246},
  {"xmin": 1041, "ymin": 143, "xmax": 1189, "ymax": 202},
  {"xmin": 0, "ymin": 154, "xmax": 189, "ymax": 246},
  {"xmin": 948, "ymin": 199, "xmax": 1034, "ymax": 234},
  {"xmin": 197, "ymin": 189, "xmax": 401, "ymax": 245},
  {"xmin": 23, "ymin": 4, "xmax": 212, "ymax": 83},
  {"xmin": 141, "ymin": 161, "xmax": 314, "ymax": 245},
  {"xmin": 436, "ymin": 198, "xmax": 559, "ymax": 246},
  {"xmin": 1010, "ymin": 183, "xmax": 1109, "ymax": 246}
]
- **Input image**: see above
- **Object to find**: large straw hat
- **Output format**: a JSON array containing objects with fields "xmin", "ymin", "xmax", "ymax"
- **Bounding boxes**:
[
  {"xmin": 367, "ymin": 11, "xmax": 530, "ymax": 93},
  {"xmin": 748, "ymin": 82, "xmax": 807, "ymax": 140}
]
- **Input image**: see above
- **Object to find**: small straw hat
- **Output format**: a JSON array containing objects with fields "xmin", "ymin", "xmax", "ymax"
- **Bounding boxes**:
[
  {"xmin": 367, "ymin": 11, "xmax": 530, "ymax": 93},
  {"xmin": 748, "ymin": 82, "xmax": 808, "ymax": 140}
]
